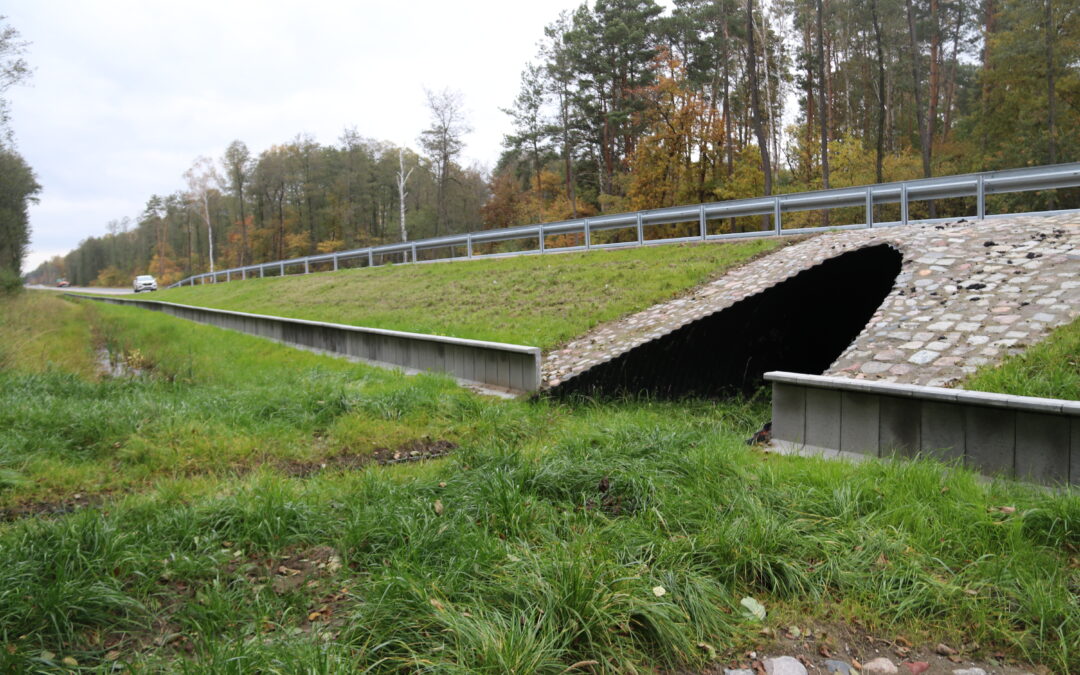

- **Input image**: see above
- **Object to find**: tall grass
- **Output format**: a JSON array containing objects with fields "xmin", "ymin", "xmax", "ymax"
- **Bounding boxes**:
[
  {"xmin": 0, "ymin": 294, "xmax": 1076, "ymax": 672},
  {"xmin": 963, "ymin": 315, "xmax": 1080, "ymax": 400}
]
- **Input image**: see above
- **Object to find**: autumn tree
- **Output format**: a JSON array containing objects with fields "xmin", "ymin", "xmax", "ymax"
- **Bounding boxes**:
[
  {"xmin": 221, "ymin": 140, "xmax": 252, "ymax": 265},
  {"xmin": 420, "ymin": 88, "xmax": 471, "ymax": 236}
]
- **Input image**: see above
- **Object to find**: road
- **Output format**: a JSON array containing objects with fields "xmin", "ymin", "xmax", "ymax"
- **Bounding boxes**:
[{"xmin": 27, "ymin": 285, "xmax": 133, "ymax": 295}]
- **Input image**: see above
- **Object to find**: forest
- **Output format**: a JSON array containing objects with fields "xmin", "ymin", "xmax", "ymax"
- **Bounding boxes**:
[{"xmin": 28, "ymin": 0, "xmax": 1080, "ymax": 287}]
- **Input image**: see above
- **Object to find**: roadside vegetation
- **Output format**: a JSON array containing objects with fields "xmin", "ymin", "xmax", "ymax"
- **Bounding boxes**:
[
  {"xmin": 150, "ymin": 238, "xmax": 785, "ymax": 348},
  {"xmin": 963, "ymin": 315, "xmax": 1080, "ymax": 401},
  {"xmin": 1, "ymin": 291, "xmax": 1077, "ymax": 672}
]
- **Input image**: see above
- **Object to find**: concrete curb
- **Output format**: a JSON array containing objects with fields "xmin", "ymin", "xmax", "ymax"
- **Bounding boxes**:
[
  {"xmin": 766, "ymin": 371, "xmax": 1079, "ymax": 486},
  {"xmin": 70, "ymin": 294, "xmax": 542, "ymax": 394}
]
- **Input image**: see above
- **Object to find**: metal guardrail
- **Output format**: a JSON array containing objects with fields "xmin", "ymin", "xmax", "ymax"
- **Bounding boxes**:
[{"xmin": 169, "ymin": 162, "xmax": 1080, "ymax": 288}]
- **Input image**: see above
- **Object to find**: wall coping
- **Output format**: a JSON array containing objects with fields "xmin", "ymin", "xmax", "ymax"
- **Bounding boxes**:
[{"xmin": 764, "ymin": 371, "xmax": 1080, "ymax": 416}]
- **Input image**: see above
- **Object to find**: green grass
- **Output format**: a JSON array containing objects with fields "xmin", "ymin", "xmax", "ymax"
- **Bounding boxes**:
[
  {"xmin": 151, "ymin": 238, "xmax": 787, "ymax": 348},
  {"xmin": 963, "ymin": 315, "xmax": 1080, "ymax": 400},
  {"xmin": 0, "ymin": 291, "xmax": 98, "ymax": 377},
  {"xmin": 0, "ymin": 293, "xmax": 1077, "ymax": 673}
]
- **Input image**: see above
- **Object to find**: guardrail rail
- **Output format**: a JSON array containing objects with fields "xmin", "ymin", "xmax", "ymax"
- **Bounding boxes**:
[{"xmin": 168, "ymin": 162, "xmax": 1080, "ymax": 288}]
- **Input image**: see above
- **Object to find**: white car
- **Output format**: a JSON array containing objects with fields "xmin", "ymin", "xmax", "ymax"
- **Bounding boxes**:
[{"xmin": 133, "ymin": 275, "xmax": 158, "ymax": 292}]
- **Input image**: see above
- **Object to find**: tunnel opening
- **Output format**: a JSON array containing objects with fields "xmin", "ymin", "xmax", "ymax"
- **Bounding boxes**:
[{"xmin": 549, "ymin": 243, "xmax": 903, "ymax": 399}]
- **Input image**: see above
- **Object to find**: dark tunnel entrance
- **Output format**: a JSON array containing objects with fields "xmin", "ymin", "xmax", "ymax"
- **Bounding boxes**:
[{"xmin": 550, "ymin": 243, "xmax": 903, "ymax": 399}]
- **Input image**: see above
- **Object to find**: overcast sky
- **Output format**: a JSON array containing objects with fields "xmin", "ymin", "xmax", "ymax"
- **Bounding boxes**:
[{"xmin": 5, "ymin": 0, "xmax": 630, "ymax": 271}]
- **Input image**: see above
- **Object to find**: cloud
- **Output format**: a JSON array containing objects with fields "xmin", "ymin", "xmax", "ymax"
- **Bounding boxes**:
[{"xmin": 6, "ymin": 0, "xmax": 592, "ymax": 268}]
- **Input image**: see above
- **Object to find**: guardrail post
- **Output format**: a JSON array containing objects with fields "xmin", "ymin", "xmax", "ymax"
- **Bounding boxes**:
[
  {"xmin": 411, "ymin": 243, "xmax": 417, "ymax": 263},
  {"xmin": 226, "ymin": 270, "xmax": 231, "ymax": 282},
  {"xmin": 467, "ymin": 235, "xmax": 473, "ymax": 258},
  {"xmin": 901, "ymin": 183, "xmax": 909, "ymax": 225},
  {"xmin": 280, "ymin": 262, "xmax": 285, "ymax": 276},
  {"xmin": 584, "ymin": 218, "xmax": 591, "ymax": 249},
  {"xmin": 636, "ymin": 212, "xmax": 644, "ymax": 245},
  {"xmin": 303, "ymin": 259, "xmax": 309, "ymax": 274},
  {"xmin": 538, "ymin": 225, "xmax": 545, "ymax": 253},
  {"xmin": 259, "ymin": 265, "xmax": 264, "ymax": 278},
  {"xmin": 332, "ymin": 254, "xmax": 338, "ymax": 271},
  {"xmin": 865, "ymin": 187, "xmax": 873, "ymax": 227},
  {"xmin": 773, "ymin": 197, "xmax": 782, "ymax": 235},
  {"xmin": 699, "ymin": 204, "xmax": 707, "ymax": 239},
  {"xmin": 241, "ymin": 268, "xmax": 246, "ymax": 280},
  {"xmin": 368, "ymin": 249, "xmax": 374, "ymax": 267},
  {"xmin": 977, "ymin": 174, "xmax": 986, "ymax": 220}
]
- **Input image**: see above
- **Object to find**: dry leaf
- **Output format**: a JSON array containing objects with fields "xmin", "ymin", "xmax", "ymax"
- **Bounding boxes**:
[
  {"xmin": 434, "ymin": 499, "xmax": 444, "ymax": 515},
  {"xmin": 652, "ymin": 586, "xmax": 666, "ymax": 597},
  {"xmin": 430, "ymin": 598, "xmax": 445, "ymax": 611},
  {"xmin": 61, "ymin": 656, "xmax": 79, "ymax": 667}
]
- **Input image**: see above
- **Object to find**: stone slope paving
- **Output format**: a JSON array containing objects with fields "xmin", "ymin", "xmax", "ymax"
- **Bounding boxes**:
[{"xmin": 540, "ymin": 213, "xmax": 1079, "ymax": 390}]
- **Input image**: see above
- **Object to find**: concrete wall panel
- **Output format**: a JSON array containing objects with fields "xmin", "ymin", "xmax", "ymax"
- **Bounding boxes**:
[{"xmin": 72, "ymin": 295, "xmax": 541, "ymax": 394}]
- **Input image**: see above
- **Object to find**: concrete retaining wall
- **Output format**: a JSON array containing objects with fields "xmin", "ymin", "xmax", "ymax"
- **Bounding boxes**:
[
  {"xmin": 766, "ymin": 371, "xmax": 1079, "ymax": 486},
  {"xmin": 73, "ymin": 295, "xmax": 541, "ymax": 394}
]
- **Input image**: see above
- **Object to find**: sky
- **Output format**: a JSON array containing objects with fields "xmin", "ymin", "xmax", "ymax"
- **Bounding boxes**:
[{"xmin": 5, "ymin": 0, "xmax": 623, "ymax": 271}]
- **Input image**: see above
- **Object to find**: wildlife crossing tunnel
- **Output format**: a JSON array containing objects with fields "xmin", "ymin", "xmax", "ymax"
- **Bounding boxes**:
[{"xmin": 549, "ymin": 244, "xmax": 904, "ymax": 399}]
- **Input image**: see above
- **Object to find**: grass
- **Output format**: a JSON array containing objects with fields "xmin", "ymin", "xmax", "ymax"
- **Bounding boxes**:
[
  {"xmin": 150, "ymin": 238, "xmax": 787, "ymax": 348},
  {"xmin": 963, "ymin": 315, "xmax": 1080, "ymax": 400},
  {"xmin": 0, "ymin": 292, "xmax": 98, "ymax": 377},
  {"xmin": 0, "ymin": 291, "xmax": 1077, "ymax": 672}
]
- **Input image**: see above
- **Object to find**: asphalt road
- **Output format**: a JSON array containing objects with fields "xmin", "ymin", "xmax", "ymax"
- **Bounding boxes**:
[{"xmin": 27, "ymin": 284, "xmax": 133, "ymax": 295}]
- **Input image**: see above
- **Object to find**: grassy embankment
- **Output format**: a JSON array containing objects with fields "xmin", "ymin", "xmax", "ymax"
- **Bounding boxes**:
[
  {"xmin": 151, "ymin": 238, "xmax": 786, "ymax": 349},
  {"xmin": 0, "ymin": 291, "xmax": 1076, "ymax": 672},
  {"xmin": 963, "ymin": 315, "xmax": 1080, "ymax": 400}
]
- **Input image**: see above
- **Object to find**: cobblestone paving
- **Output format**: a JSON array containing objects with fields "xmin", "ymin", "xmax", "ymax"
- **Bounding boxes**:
[{"xmin": 540, "ymin": 213, "xmax": 1079, "ymax": 390}]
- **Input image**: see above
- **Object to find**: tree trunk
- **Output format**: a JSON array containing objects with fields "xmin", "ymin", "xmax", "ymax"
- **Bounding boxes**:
[
  {"xmin": 746, "ymin": 0, "xmax": 772, "ymax": 203},
  {"xmin": 906, "ymin": 0, "xmax": 934, "ymax": 219},
  {"xmin": 397, "ymin": 149, "xmax": 412, "ymax": 242},
  {"xmin": 942, "ymin": 4, "xmax": 964, "ymax": 142},
  {"xmin": 1045, "ymin": 0, "xmax": 1057, "ymax": 166},
  {"xmin": 817, "ymin": 0, "xmax": 830, "ymax": 203},
  {"xmin": 928, "ymin": 0, "xmax": 941, "ymax": 160},
  {"xmin": 202, "ymin": 194, "xmax": 215, "ymax": 275},
  {"xmin": 980, "ymin": 0, "xmax": 996, "ymax": 165},
  {"xmin": 1045, "ymin": 0, "xmax": 1057, "ymax": 208},
  {"xmin": 872, "ymin": 0, "xmax": 886, "ymax": 184},
  {"xmin": 722, "ymin": 15, "xmax": 733, "ymax": 178}
]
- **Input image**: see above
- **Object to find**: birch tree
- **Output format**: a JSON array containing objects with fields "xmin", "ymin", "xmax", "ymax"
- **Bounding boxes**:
[
  {"xmin": 396, "ymin": 148, "xmax": 413, "ymax": 242},
  {"xmin": 184, "ymin": 156, "xmax": 219, "ymax": 276}
]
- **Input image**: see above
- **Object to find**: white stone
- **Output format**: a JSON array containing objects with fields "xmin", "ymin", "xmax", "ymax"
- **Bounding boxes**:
[
  {"xmin": 909, "ymin": 350, "xmax": 939, "ymax": 365},
  {"xmin": 861, "ymin": 657, "xmax": 899, "ymax": 675},
  {"xmin": 763, "ymin": 656, "xmax": 807, "ymax": 675}
]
